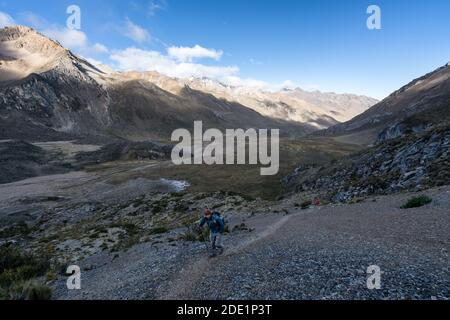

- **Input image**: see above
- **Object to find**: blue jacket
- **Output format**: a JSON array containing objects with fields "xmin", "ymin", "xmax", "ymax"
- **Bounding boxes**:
[{"xmin": 199, "ymin": 213, "xmax": 224, "ymax": 234}]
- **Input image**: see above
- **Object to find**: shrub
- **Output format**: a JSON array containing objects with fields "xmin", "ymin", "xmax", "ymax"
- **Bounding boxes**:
[
  {"xmin": 401, "ymin": 195, "xmax": 432, "ymax": 209},
  {"xmin": 301, "ymin": 200, "xmax": 312, "ymax": 210},
  {"xmin": 149, "ymin": 226, "xmax": 169, "ymax": 235},
  {"xmin": 3, "ymin": 280, "xmax": 52, "ymax": 300},
  {"xmin": 181, "ymin": 226, "xmax": 208, "ymax": 242},
  {"xmin": 181, "ymin": 230, "xmax": 198, "ymax": 242},
  {"xmin": 116, "ymin": 222, "xmax": 140, "ymax": 234},
  {"xmin": 232, "ymin": 223, "xmax": 249, "ymax": 232},
  {"xmin": 0, "ymin": 222, "xmax": 32, "ymax": 239},
  {"xmin": 111, "ymin": 234, "xmax": 140, "ymax": 252},
  {"xmin": 109, "ymin": 222, "xmax": 142, "ymax": 252},
  {"xmin": 0, "ymin": 246, "xmax": 50, "ymax": 277},
  {"xmin": 0, "ymin": 246, "xmax": 52, "ymax": 300},
  {"xmin": 22, "ymin": 281, "xmax": 53, "ymax": 300}
]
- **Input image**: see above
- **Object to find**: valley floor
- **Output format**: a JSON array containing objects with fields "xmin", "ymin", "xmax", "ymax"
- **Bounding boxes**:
[{"xmin": 53, "ymin": 185, "xmax": 450, "ymax": 300}]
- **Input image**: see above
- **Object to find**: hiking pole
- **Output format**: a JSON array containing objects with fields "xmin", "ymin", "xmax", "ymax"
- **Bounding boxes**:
[
  {"xmin": 196, "ymin": 224, "xmax": 210, "ymax": 256},
  {"xmin": 203, "ymin": 233, "xmax": 210, "ymax": 256}
]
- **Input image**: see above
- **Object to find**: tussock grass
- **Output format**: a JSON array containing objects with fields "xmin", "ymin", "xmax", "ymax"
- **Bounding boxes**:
[
  {"xmin": 0, "ymin": 246, "xmax": 52, "ymax": 300},
  {"xmin": 401, "ymin": 195, "xmax": 432, "ymax": 209}
]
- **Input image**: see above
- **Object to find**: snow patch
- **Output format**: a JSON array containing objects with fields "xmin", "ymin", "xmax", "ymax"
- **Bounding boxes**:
[{"xmin": 159, "ymin": 178, "xmax": 190, "ymax": 192}]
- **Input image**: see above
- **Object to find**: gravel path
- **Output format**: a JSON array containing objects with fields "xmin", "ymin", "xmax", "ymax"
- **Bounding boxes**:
[{"xmin": 54, "ymin": 186, "xmax": 450, "ymax": 300}]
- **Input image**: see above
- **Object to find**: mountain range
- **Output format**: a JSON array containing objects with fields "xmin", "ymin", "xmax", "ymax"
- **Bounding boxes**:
[
  {"xmin": 319, "ymin": 62, "xmax": 450, "ymax": 145},
  {"xmin": 0, "ymin": 26, "xmax": 377, "ymax": 142}
]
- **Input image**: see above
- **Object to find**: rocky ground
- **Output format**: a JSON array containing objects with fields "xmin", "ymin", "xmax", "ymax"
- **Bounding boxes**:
[{"xmin": 51, "ymin": 185, "xmax": 449, "ymax": 300}]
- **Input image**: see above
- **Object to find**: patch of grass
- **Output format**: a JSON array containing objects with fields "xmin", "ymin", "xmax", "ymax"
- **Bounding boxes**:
[
  {"xmin": 1, "ymin": 280, "xmax": 52, "ymax": 300},
  {"xmin": 111, "ymin": 234, "xmax": 140, "ymax": 252},
  {"xmin": 401, "ymin": 195, "xmax": 432, "ymax": 209},
  {"xmin": 181, "ymin": 230, "xmax": 198, "ymax": 242},
  {"xmin": 0, "ymin": 245, "xmax": 52, "ymax": 300},
  {"xmin": 152, "ymin": 206, "xmax": 162, "ymax": 214},
  {"xmin": 21, "ymin": 281, "xmax": 52, "ymax": 300},
  {"xmin": 92, "ymin": 226, "xmax": 108, "ymax": 235},
  {"xmin": 181, "ymin": 225, "xmax": 209, "ymax": 242},
  {"xmin": 173, "ymin": 201, "xmax": 189, "ymax": 212},
  {"xmin": 110, "ymin": 222, "xmax": 140, "ymax": 235},
  {"xmin": 0, "ymin": 222, "xmax": 32, "ymax": 239},
  {"xmin": 301, "ymin": 200, "xmax": 312, "ymax": 210},
  {"xmin": 132, "ymin": 197, "xmax": 145, "ymax": 208},
  {"xmin": 109, "ymin": 222, "xmax": 142, "ymax": 252},
  {"xmin": 232, "ymin": 223, "xmax": 250, "ymax": 232},
  {"xmin": 225, "ymin": 191, "xmax": 256, "ymax": 202},
  {"xmin": 148, "ymin": 226, "xmax": 169, "ymax": 235}
]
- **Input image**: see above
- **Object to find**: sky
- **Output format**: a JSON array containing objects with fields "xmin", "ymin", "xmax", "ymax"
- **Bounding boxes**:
[{"xmin": 0, "ymin": 0, "xmax": 449, "ymax": 99}]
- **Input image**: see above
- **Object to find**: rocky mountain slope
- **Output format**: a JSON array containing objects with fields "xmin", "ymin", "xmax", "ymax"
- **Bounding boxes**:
[
  {"xmin": 284, "ymin": 123, "xmax": 450, "ymax": 201},
  {"xmin": 282, "ymin": 87, "xmax": 377, "ymax": 123},
  {"xmin": 0, "ymin": 140, "xmax": 70, "ymax": 184},
  {"xmin": 285, "ymin": 63, "xmax": 450, "ymax": 201},
  {"xmin": 319, "ymin": 63, "xmax": 450, "ymax": 144},
  {"xmin": 0, "ymin": 26, "xmax": 376, "ymax": 142},
  {"xmin": 0, "ymin": 26, "xmax": 112, "ymax": 141}
]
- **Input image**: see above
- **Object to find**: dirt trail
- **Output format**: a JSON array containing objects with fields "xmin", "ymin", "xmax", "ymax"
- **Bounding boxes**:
[{"xmin": 160, "ymin": 214, "xmax": 295, "ymax": 299}]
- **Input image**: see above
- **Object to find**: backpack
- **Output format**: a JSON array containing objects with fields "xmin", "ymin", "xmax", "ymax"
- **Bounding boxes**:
[{"xmin": 212, "ymin": 211, "xmax": 225, "ymax": 232}]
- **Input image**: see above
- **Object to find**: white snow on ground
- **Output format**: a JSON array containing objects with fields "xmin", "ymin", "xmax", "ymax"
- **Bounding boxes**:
[{"xmin": 160, "ymin": 178, "xmax": 190, "ymax": 192}]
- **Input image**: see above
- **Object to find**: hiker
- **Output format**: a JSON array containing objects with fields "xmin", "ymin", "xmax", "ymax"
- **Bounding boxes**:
[
  {"xmin": 313, "ymin": 197, "xmax": 321, "ymax": 206},
  {"xmin": 198, "ymin": 208, "xmax": 225, "ymax": 257}
]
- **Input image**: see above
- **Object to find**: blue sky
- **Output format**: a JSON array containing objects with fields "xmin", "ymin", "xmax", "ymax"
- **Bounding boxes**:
[{"xmin": 1, "ymin": 0, "xmax": 449, "ymax": 99}]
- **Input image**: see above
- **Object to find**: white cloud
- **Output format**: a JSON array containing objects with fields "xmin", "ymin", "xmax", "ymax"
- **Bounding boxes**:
[
  {"xmin": 110, "ymin": 47, "xmax": 238, "ymax": 79},
  {"xmin": 279, "ymin": 80, "xmax": 296, "ymax": 89},
  {"xmin": 0, "ymin": 11, "xmax": 15, "ymax": 28},
  {"xmin": 168, "ymin": 45, "xmax": 223, "ymax": 62},
  {"xmin": 42, "ymin": 25, "xmax": 108, "ymax": 55},
  {"xmin": 222, "ymin": 75, "xmax": 269, "ymax": 89},
  {"xmin": 91, "ymin": 43, "xmax": 109, "ymax": 53},
  {"xmin": 249, "ymin": 58, "xmax": 263, "ymax": 65},
  {"xmin": 43, "ymin": 27, "xmax": 88, "ymax": 49},
  {"xmin": 120, "ymin": 18, "xmax": 151, "ymax": 43},
  {"xmin": 148, "ymin": 0, "xmax": 167, "ymax": 16}
]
